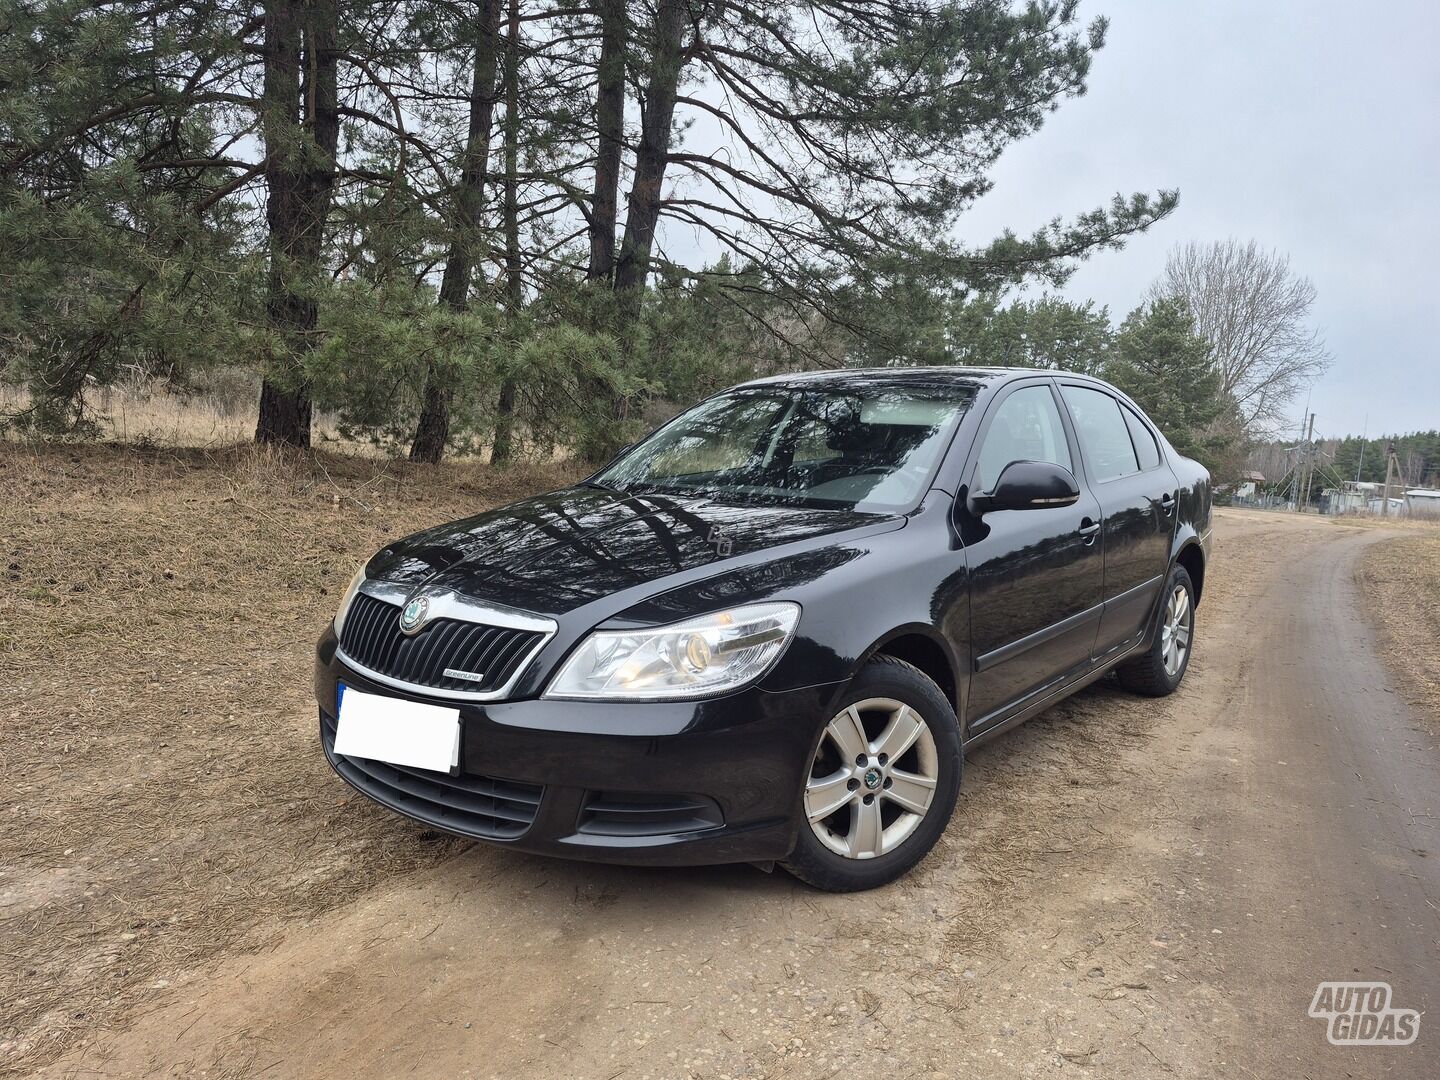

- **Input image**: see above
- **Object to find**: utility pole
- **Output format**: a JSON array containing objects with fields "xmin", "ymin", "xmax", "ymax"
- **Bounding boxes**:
[
  {"xmin": 1381, "ymin": 443, "xmax": 1398, "ymax": 517},
  {"xmin": 1298, "ymin": 412, "xmax": 1316, "ymax": 512}
]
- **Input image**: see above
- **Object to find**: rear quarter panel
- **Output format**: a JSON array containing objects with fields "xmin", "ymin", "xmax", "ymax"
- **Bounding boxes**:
[{"xmin": 1167, "ymin": 448, "xmax": 1212, "ymax": 576}]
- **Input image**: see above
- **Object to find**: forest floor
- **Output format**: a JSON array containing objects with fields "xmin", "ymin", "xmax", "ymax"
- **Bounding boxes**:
[
  {"xmin": 2, "ymin": 450, "xmax": 1438, "ymax": 1078},
  {"xmin": 0, "ymin": 444, "xmax": 580, "ymax": 1074}
]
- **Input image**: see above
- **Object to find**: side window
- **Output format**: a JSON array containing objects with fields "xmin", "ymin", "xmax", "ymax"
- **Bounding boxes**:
[
  {"xmin": 975, "ymin": 385, "xmax": 1072, "ymax": 493},
  {"xmin": 1061, "ymin": 386, "xmax": 1139, "ymax": 482},
  {"xmin": 1122, "ymin": 404, "xmax": 1162, "ymax": 470}
]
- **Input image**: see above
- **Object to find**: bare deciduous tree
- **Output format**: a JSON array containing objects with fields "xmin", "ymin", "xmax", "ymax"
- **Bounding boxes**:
[{"xmin": 1148, "ymin": 239, "xmax": 1329, "ymax": 436}]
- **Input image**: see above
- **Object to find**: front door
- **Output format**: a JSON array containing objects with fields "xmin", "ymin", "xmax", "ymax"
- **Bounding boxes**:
[{"xmin": 959, "ymin": 381, "xmax": 1105, "ymax": 731}]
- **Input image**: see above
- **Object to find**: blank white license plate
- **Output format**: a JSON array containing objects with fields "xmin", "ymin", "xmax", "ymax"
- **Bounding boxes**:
[{"xmin": 333, "ymin": 684, "xmax": 460, "ymax": 773}]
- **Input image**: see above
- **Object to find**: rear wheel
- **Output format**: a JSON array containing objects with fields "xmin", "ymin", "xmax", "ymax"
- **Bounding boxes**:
[
  {"xmin": 1115, "ymin": 563, "xmax": 1195, "ymax": 696},
  {"xmin": 782, "ymin": 656, "xmax": 961, "ymax": 891}
]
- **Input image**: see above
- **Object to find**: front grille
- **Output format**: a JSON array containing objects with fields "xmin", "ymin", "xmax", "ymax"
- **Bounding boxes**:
[
  {"xmin": 322, "ymin": 712, "xmax": 542, "ymax": 839},
  {"xmin": 578, "ymin": 791, "xmax": 724, "ymax": 837},
  {"xmin": 339, "ymin": 592, "xmax": 545, "ymax": 695}
]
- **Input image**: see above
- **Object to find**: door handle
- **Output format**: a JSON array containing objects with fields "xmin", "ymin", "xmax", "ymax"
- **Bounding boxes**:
[
  {"xmin": 1077, "ymin": 518, "xmax": 1100, "ymax": 544},
  {"xmin": 1159, "ymin": 492, "xmax": 1176, "ymax": 514}
]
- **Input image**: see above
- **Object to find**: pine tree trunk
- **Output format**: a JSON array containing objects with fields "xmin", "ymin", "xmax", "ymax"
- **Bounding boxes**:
[
  {"xmin": 612, "ymin": 0, "xmax": 689, "ymax": 319},
  {"xmin": 491, "ymin": 379, "xmax": 517, "ymax": 463},
  {"xmin": 571, "ymin": 0, "xmax": 630, "ymax": 463},
  {"xmin": 256, "ymin": 0, "xmax": 339, "ymax": 449},
  {"xmin": 586, "ymin": 0, "xmax": 627, "ymax": 282},
  {"xmin": 491, "ymin": 0, "xmax": 523, "ymax": 466},
  {"xmin": 410, "ymin": 382, "xmax": 451, "ymax": 463},
  {"xmin": 410, "ymin": 0, "xmax": 503, "ymax": 464},
  {"xmin": 255, "ymin": 378, "xmax": 313, "ymax": 446},
  {"xmin": 573, "ymin": 0, "xmax": 689, "ymax": 459}
]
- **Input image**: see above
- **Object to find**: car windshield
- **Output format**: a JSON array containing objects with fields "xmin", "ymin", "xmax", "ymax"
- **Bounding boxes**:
[{"xmin": 595, "ymin": 384, "xmax": 974, "ymax": 512}]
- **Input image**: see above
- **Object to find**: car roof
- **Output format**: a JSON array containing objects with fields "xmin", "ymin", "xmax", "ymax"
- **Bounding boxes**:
[{"xmin": 737, "ymin": 366, "xmax": 1109, "ymax": 393}]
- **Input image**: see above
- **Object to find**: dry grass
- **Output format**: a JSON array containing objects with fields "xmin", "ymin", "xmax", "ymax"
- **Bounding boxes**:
[
  {"xmin": 1357, "ymin": 532, "xmax": 1440, "ymax": 726},
  {"xmin": 1326, "ymin": 511, "xmax": 1440, "ymax": 531},
  {"xmin": 1, "ymin": 382, "xmax": 386, "ymax": 454},
  {"xmin": 0, "ymin": 442, "xmax": 581, "ymax": 1075}
]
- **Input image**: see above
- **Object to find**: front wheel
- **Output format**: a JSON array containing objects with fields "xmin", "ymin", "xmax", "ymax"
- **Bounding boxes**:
[
  {"xmin": 1115, "ymin": 563, "xmax": 1195, "ymax": 696},
  {"xmin": 782, "ymin": 656, "xmax": 961, "ymax": 892}
]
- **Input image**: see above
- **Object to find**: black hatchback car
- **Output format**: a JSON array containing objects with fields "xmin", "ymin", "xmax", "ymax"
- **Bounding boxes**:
[{"xmin": 316, "ymin": 367, "xmax": 1210, "ymax": 890}]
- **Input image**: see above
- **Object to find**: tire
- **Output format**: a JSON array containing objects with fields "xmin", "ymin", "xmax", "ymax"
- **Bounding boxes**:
[
  {"xmin": 781, "ymin": 655, "xmax": 962, "ymax": 892},
  {"xmin": 1115, "ymin": 563, "xmax": 1195, "ymax": 697}
]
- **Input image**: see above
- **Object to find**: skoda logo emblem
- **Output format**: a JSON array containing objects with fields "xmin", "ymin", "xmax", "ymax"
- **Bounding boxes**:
[
  {"xmin": 863, "ymin": 767, "xmax": 883, "ymax": 791},
  {"xmin": 398, "ymin": 595, "xmax": 430, "ymax": 635}
]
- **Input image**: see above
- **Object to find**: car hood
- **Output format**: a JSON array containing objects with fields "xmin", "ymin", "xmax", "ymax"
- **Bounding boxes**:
[{"xmin": 365, "ymin": 486, "xmax": 896, "ymax": 618}]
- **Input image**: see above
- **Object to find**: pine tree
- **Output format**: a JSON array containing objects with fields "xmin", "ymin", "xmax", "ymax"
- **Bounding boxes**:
[
  {"xmin": 4, "ymin": 0, "xmax": 1188, "ymax": 462},
  {"xmin": 1105, "ymin": 298, "xmax": 1229, "ymax": 470},
  {"xmin": 409, "ymin": 0, "xmax": 504, "ymax": 464}
]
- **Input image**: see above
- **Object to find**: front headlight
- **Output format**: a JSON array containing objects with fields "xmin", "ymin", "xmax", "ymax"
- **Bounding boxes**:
[
  {"xmin": 332, "ymin": 563, "xmax": 368, "ymax": 638},
  {"xmin": 543, "ymin": 602, "xmax": 801, "ymax": 701}
]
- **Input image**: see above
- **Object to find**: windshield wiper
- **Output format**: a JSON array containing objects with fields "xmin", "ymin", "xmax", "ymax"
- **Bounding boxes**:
[
  {"xmin": 627, "ymin": 483, "xmax": 716, "ymax": 500},
  {"xmin": 581, "ymin": 479, "xmax": 628, "ymax": 495}
]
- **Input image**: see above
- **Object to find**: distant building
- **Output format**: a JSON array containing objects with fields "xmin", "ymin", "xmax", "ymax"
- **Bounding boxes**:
[
  {"xmin": 1234, "ymin": 471, "xmax": 1266, "ymax": 500},
  {"xmin": 1405, "ymin": 488, "xmax": 1440, "ymax": 519},
  {"xmin": 1324, "ymin": 481, "xmax": 1378, "ymax": 515}
]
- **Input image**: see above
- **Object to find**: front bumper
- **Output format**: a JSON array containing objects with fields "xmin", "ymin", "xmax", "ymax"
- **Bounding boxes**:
[{"xmin": 314, "ymin": 629, "xmax": 837, "ymax": 866}]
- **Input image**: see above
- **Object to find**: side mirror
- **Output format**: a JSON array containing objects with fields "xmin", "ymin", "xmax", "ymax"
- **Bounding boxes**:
[{"xmin": 972, "ymin": 460, "xmax": 1080, "ymax": 513}]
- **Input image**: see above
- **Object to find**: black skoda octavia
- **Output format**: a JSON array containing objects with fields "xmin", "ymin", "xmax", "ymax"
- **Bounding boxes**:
[{"xmin": 316, "ymin": 367, "xmax": 1210, "ymax": 891}]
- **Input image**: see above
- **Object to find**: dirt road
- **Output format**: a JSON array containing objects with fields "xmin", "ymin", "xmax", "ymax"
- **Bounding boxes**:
[{"xmin": 26, "ymin": 509, "xmax": 1440, "ymax": 1078}]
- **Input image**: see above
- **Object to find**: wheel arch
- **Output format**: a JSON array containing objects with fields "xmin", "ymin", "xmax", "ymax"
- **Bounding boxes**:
[
  {"xmin": 857, "ymin": 626, "xmax": 961, "ymax": 715},
  {"xmin": 1174, "ymin": 539, "xmax": 1206, "ymax": 606}
]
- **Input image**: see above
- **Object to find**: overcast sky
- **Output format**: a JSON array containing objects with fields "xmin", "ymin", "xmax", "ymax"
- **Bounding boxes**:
[{"xmin": 958, "ymin": 0, "xmax": 1439, "ymax": 438}]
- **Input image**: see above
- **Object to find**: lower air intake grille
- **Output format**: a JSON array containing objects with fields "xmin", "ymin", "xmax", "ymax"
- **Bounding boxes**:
[
  {"xmin": 578, "ymin": 791, "xmax": 724, "ymax": 837},
  {"xmin": 338, "ymin": 592, "xmax": 544, "ymax": 695},
  {"xmin": 322, "ymin": 712, "xmax": 542, "ymax": 840}
]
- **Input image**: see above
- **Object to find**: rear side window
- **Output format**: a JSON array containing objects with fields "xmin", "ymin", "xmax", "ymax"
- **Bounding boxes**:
[
  {"xmin": 975, "ymin": 385, "xmax": 1072, "ymax": 492},
  {"xmin": 1122, "ymin": 405, "xmax": 1162, "ymax": 470},
  {"xmin": 1061, "ymin": 386, "xmax": 1139, "ymax": 482}
]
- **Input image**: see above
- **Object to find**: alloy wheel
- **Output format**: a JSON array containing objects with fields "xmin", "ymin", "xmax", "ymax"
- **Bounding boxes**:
[
  {"xmin": 1160, "ymin": 583, "xmax": 1192, "ymax": 678},
  {"xmin": 804, "ymin": 697, "xmax": 939, "ymax": 860}
]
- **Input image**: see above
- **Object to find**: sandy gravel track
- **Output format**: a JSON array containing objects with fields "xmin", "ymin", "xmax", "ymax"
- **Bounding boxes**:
[{"xmin": 22, "ymin": 509, "xmax": 1440, "ymax": 1079}]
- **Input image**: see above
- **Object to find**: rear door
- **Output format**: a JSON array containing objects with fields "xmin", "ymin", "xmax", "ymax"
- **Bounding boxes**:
[
  {"xmin": 960, "ymin": 380, "xmax": 1105, "ymax": 730},
  {"xmin": 1058, "ymin": 384, "xmax": 1176, "ymax": 661}
]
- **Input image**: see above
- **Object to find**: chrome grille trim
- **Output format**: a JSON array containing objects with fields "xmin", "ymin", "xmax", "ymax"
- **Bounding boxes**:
[
  {"xmin": 356, "ymin": 580, "xmax": 556, "ymax": 632},
  {"xmin": 335, "ymin": 582, "xmax": 556, "ymax": 702}
]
